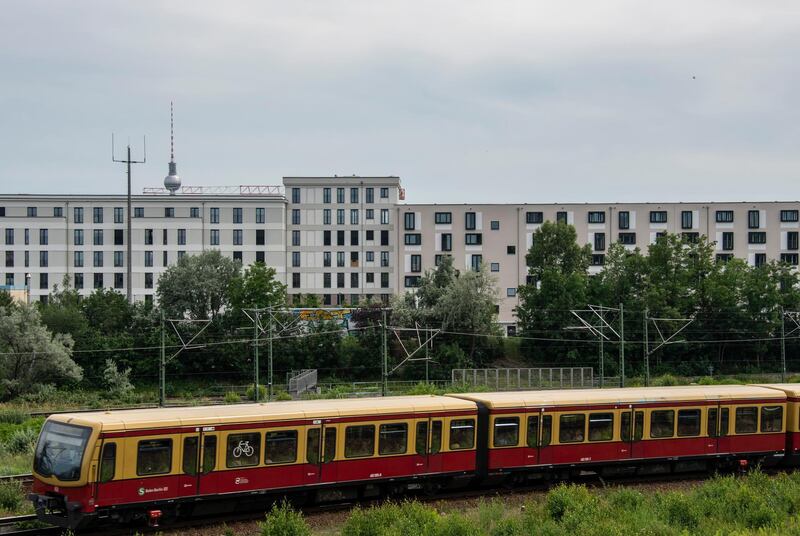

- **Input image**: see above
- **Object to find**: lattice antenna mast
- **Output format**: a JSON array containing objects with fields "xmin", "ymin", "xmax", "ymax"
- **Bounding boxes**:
[
  {"xmin": 163, "ymin": 101, "xmax": 181, "ymax": 195},
  {"xmin": 112, "ymin": 133, "xmax": 146, "ymax": 303}
]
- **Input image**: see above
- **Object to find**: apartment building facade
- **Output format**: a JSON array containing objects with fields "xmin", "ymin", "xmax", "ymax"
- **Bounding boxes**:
[{"xmin": 2, "ymin": 178, "xmax": 799, "ymax": 331}]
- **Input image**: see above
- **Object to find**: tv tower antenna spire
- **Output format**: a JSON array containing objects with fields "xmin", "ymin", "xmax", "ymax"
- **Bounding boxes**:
[
  {"xmin": 164, "ymin": 101, "xmax": 181, "ymax": 194},
  {"xmin": 112, "ymin": 133, "xmax": 146, "ymax": 304}
]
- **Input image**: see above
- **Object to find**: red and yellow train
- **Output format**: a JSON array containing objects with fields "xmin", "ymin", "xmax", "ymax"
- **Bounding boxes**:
[{"xmin": 28, "ymin": 384, "xmax": 800, "ymax": 530}]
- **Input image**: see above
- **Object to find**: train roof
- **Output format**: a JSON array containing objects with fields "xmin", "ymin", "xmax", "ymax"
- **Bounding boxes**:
[
  {"xmin": 753, "ymin": 384, "xmax": 800, "ymax": 397},
  {"xmin": 448, "ymin": 385, "xmax": 786, "ymax": 409},
  {"xmin": 49, "ymin": 395, "xmax": 477, "ymax": 432}
]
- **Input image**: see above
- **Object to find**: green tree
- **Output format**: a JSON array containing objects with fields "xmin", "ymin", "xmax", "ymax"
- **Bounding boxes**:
[
  {"xmin": 230, "ymin": 262, "xmax": 287, "ymax": 312},
  {"xmin": 0, "ymin": 304, "xmax": 82, "ymax": 399},
  {"xmin": 157, "ymin": 250, "xmax": 240, "ymax": 320}
]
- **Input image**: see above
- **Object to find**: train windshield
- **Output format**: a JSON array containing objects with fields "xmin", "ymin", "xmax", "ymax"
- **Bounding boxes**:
[{"xmin": 33, "ymin": 421, "xmax": 92, "ymax": 481}]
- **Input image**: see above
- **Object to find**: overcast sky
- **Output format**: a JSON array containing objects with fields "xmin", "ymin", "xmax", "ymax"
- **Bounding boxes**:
[{"xmin": 1, "ymin": 1, "xmax": 799, "ymax": 203}]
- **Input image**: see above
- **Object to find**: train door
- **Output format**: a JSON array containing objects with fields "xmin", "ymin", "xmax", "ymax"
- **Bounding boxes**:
[
  {"xmin": 304, "ymin": 421, "xmax": 338, "ymax": 485},
  {"xmin": 426, "ymin": 418, "xmax": 444, "ymax": 473},
  {"xmin": 180, "ymin": 429, "xmax": 219, "ymax": 497},
  {"xmin": 197, "ymin": 432, "xmax": 219, "ymax": 495},
  {"xmin": 178, "ymin": 432, "xmax": 201, "ymax": 497},
  {"xmin": 621, "ymin": 406, "xmax": 645, "ymax": 459},
  {"xmin": 708, "ymin": 405, "xmax": 731, "ymax": 455},
  {"xmin": 527, "ymin": 409, "xmax": 553, "ymax": 465},
  {"xmin": 94, "ymin": 440, "xmax": 121, "ymax": 505}
]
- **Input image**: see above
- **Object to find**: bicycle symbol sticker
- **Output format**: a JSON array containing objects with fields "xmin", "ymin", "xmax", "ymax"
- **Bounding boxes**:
[{"xmin": 233, "ymin": 440, "xmax": 254, "ymax": 458}]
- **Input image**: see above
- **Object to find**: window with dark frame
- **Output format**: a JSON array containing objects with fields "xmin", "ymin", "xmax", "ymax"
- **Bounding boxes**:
[{"xmin": 618, "ymin": 211, "xmax": 630, "ymax": 229}]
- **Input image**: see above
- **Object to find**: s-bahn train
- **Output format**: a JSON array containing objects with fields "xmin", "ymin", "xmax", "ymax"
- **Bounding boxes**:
[{"xmin": 28, "ymin": 384, "xmax": 800, "ymax": 530}]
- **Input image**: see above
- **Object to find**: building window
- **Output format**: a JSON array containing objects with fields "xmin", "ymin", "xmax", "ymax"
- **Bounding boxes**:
[
  {"xmin": 190, "ymin": 207, "xmax": 200, "ymax": 218},
  {"xmin": 465, "ymin": 212, "xmax": 476, "ymax": 230},
  {"xmin": 93, "ymin": 207, "xmax": 103, "ymax": 223},
  {"xmin": 337, "ymin": 209, "xmax": 345, "ymax": 225},
  {"xmin": 366, "ymin": 230, "xmax": 374, "ymax": 241},
  {"xmin": 256, "ymin": 208, "xmax": 265, "ymax": 224},
  {"xmin": 323, "ymin": 251, "xmax": 331, "ymax": 267},
  {"xmin": 114, "ymin": 273, "xmax": 124, "ymax": 289},
  {"xmin": 337, "ymin": 273, "xmax": 345, "ymax": 288},
  {"xmin": 507, "ymin": 288, "xmax": 517, "ymax": 297},
  {"xmin": 93, "ymin": 273, "xmax": 103, "ymax": 289},
  {"xmin": 210, "ymin": 229, "xmax": 219, "ymax": 246},
  {"xmin": 722, "ymin": 232, "xmax": 734, "ymax": 251},
  {"xmin": 292, "ymin": 273, "xmax": 300, "ymax": 288},
  {"xmin": 781, "ymin": 210, "xmax": 799, "ymax": 223},
  {"xmin": 506, "ymin": 245, "xmax": 516, "ymax": 255},
  {"xmin": 39, "ymin": 228, "xmax": 48, "ymax": 245},
  {"xmin": 681, "ymin": 211, "xmax": 693, "ymax": 230},
  {"xmin": 163, "ymin": 229, "xmax": 168, "ymax": 245},
  {"xmin": 441, "ymin": 233, "xmax": 452, "ymax": 251},
  {"xmin": 404, "ymin": 212, "xmax": 415, "ymax": 230},
  {"xmin": 3, "ymin": 251, "xmax": 11, "ymax": 269},
  {"xmin": 4, "ymin": 228, "xmax": 12, "ymax": 245},
  {"xmin": 618, "ymin": 211, "xmax": 630, "ymax": 229},
  {"xmin": 145, "ymin": 251, "xmax": 153, "ymax": 267},
  {"xmin": 470, "ymin": 254, "xmax": 482, "ymax": 272},
  {"xmin": 350, "ymin": 272, "xmax": 359, "ymax": 288},
  {"xmin": 682, "ymin": 232, "xmax": 699, "ymax": 243},
  {"xmin": 591, "ymin": 254, "xmax": 605, "ymax": 266},
  {"xmin": 233, "ymin": 229, "xmax": 243, "ymax": 246},
  {"xmin": 350, "ymin": 187, "xmax": 359, "ymax": 203},
  {"xmin": 748, "ymin": 210, "xmax": 760, "ymax": 229},
  {"xmin": 93, "ymin": 251, "xmax": 103, "ymax": 267},
  {"xmin": 321, "ymin": 208, "xmax": 330, "ymax": 225},
  {"xmin": 114, "ymin": 251, "xmax": 124, "ymax": 267},
  {"xmin": 526, "ymin": 212, "xmax": 543, "ymax": 224},
  {"xmin": 748, "ymin": 232, "xmax": 766, "ymax": 244},
  {"xmin": 232, "ymin": 251, "xmax": 241, "ymax": 262},
  {"xmin": 114, "ymin": 229, "xmax": 124, "ymax": 245},
  {"xmin": 754, "ymin": 253, "xmax": 767, "ymax": 267},
  {"xmin": 323, "ymin": 273, "xmax": 331, "ymax": 288},
  {"xmin": 381, "ymin": 251, "xmax": 390, "ymax": 267},
  {"xmin": 134, "ymin": 207, "xmax": 144, "ymax": 218},
  {"xmin": 404, "ymin": 276, "xmax": 421, "ymax": 288},
  {"xmin": 788, "ymin": 232, "xmax": 799, "ymax": 251},
  {"xmin": 381, "ymin": 209, "xmax": 389, "ymax": 225},
  {"xmin": 292, "ymin": 188, "xmax": 300, "ymax": 204},
  {"xmin": 114, "ymin": 207, "xmax": 124, "ymax": 224},
  {"xmin": 144, "ymin": 229, "xmax": 153, "ymax": 245},
  {"xmin": 40, "ymin": 273, "xmax": 48, "ymax": 289},
  {"xmin": 24, "ymin": 229, "xmax": 29, "ymax": 245},
  {"xmin": 210, "ymin": 208, "xmax": 219, "ymax": 224},
  {"xmin": 74, "ymin": 207, "xmax": 84, "ymax": 223},
  {"xmin": 381, "ymin": 230, "xmax": 389, "ymax": 246},
  {"xmin": 366, "ymin": 208, "xmax": 374, "ymax": 220},
  {"xmin": 233, "ymin": 208, "xmax": 243, "ymax": 224},
  {"xmin": 336, "ymin": 188, "xmax": 345, "ymax": 204},
  {"xmin": 380, "ymin": 187, "xmax": 389, "ymax": 199},
  {"xmin": 92, "ymin": 229, "xmax": 102, "ymax": 245},
  {"xmin": 618, "ymin": 232, "xmax": 636, "ymax": 245},
  {"xmin": 435, "ymin": 212, "xmax": 452, "ymax": 224},
  {"xmin": 74, "ymin": 251, "xmax": 83, "ymax": 268},
  {"xmin": 405, "ymin": 233, "xmax": 422, "ymax": 246},
  {"xmin": 74, "ymin": 273, "xmax": 83, "ymax": 289},
  {"xmin": 365, "ymin": 187, "xmax": 374, "ymax": 203},
  {"xmin": 323, "ymin": 230, "xmax": 331, "ymax": 246},
  {"xmin": 410, "ymin": 254, "xmax": 422, "ymax": 273},
  {"xmin": 649, "ymin": 211, "xmax": 667, "ymax": 223},
  {"xmin": 164, "ymin": 207, "xmax": 174, "ymax": 218},
  {"xmin": 350, "ymin": 230, "xmax": 359, "ymax": 246},
  {"xmin": 365, "ymin": 251, "xmax": 374, "ymax": 263},
  {"xmin": 366, "ymin": 272, "xmax": 375, "ymax": 283},
  {"xmin": 465, "ymin": 233, "xmax": 482, "ymax": 245},
  {"xmin": 350, "ymin": 209, "xmax": 359, "ymax": 225},
  {"xmin": 163, "ymin": 251, "xmax": 168, "ymax": 266},
  {"xmin": 593, "ymin": 233, "xmax": 605, "ymax": 251},
  {"xmin": 490, "ymin": 220, "xmax": 500, "ymax": 230},
  {"xmin": 255, "ymin": 251, "xmax": 264, "ymax": 263},
  {"xmin": 490, "ymin": 262, "xmax": 500, "ymax": 272},
  {"xmin": 323, "ymin": 188, "xmax": 331, "ymax": 204},
  {"xmin": 292, "ymin": 230, "xmax": 300, "ymax": 246},
  {"xmin": 291, "ymin": 251, "xmax": 300, "ymax": 267},
  {"xmin": 255, "ymin": 229, "xmax": 265, "ymax": 246},
  {"xmin": 587, "ymin": 211, "xmax": 605, "ymax": 224},
  {"xmin": 716, "ymin": 210, "xmax": 734, "ymax": 223},
  {"xmin": 39, "ymin": 251, "xmax": 48, "ymax": 267},
  {"xmin": 781, "ymin": 253, "xmax": 799, "ymax": 266},
  {"xmin": 178, "ymin": 229, "xmax": 187, "ymax": 245},
  {"xmin": 27, "ymin": 207, "xmax": 37, "ymax": 217},
  {"xmin": 337, "ymin": 251, "xmax": 345, "ymax": 267},
  {"xmin": 73, "ymin": 229, "xmax": 83, "ymax": 246},
  {"xmin": 145, "ymin": 273, "xmax": 153, "ymax": 289}
]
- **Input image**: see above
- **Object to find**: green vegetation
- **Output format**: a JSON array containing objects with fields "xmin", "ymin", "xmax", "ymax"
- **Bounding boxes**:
[{"xmin": 260, "ymin": 501, "xmax": 312, "ymax": 536}]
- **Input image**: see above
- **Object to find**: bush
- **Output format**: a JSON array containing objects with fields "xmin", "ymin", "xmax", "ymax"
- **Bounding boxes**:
[
  {"xmin": 0, "ymin": 409, "xmax": 29, "ymax": 425},
  {"xmin": 0, "ymin": 481, "xmax": 22, "ymax": 511},
  {"xmin": 274, "ymin": 390, "xmax": 292, "ymax": 401},
  {"xmin": 102, "ymin": 360, "xmax": 134, "ymax": 399},
  {"xmin": 224, "ymin": 391, "xmax": 240, "ymax": 404},
  {"xmin": 653, "ymin": 374, "xmax": 679, "ymax": 387},
  {"xmin": 246, "ymin": 385, "xmax": 268, "ymax": 401},
  {"xmin": 5, "ymin": 427, "xmax": 38, "ymax": 455},
  {"xmin": 260, "ymin": 501, "xmax": 311, "ymax": 536},
  {"xmin": 546, "ymin": 484, "xmax": 597, "ymax": 524}
]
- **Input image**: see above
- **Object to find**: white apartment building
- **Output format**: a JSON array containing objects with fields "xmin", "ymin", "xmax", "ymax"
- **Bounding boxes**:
[{"xmin": 2, "ymin": 179, "xmax": 799, "ymax": 332}]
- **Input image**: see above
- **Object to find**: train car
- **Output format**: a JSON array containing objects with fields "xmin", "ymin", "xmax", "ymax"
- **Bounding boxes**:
[
  {"xmin": 449, "ymin": 385, "xmax": 788, "ymax": 483},
  {"xmin": 755, "ymin": 384, "xmax": 800, "ymax": 464},
  {"xmin": 28, "ymin": 395, "xmax": 478, "ymax": 529}
]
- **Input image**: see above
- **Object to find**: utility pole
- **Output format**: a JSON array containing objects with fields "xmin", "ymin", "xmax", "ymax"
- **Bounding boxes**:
[
  {"xmin": 781, "ymin": 307, "xmax": 787, "ymax": 382},
  {"xmin": 382, "ymin": 309, "xmax": 388, "ymax": 396},
  {"xmin": 619, "ymin": 302, "xmax": 625, "ymax": 388},
  {"xmin": 254, "ymin": 312, "xmax": 260, "ymax": 402},
  {"xmin": 599, "ymin": 317, "xmax": 604, "ymax": 388},
  {"xmin": 425, "ymin": 324, "xmax": 429, "ymax": 384},
  {"xmin": 268, "ymin": 314, "xmax": 274, "ymax": 401},
  {"xmin": 112, "ymin": 135, "xmax": 145, "ymax": 304},
  {"xmin": 643, "ymin": 307, "xmax": 650, "ymax": 387},
  {"xmin": 160, "ymin": 309, "xmax": 165, "ymax": 406}
]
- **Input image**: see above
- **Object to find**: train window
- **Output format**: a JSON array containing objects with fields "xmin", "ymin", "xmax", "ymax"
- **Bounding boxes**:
[
  {"xmin": 761, "ymin": 406, "xmax": 783, "ymax": 433},
  {"xmin": 559, "ymin": 414, "xmax": 585, "ymax": 443},
  {"xmin": 265, "ymin": 431, "xmax": 298, "ymax": 464},
  {"xmin": 735, "ymin": 407, "xmax": 758, "ymax": 434},
  {"xmin": 621, "ymin": 411, "xmax": 644, "ymax": 441},
  {"xmin": 416, "ymin": 422, "xmax": 428, "ymax": 455},
  {"xmin": 493, "ymin": 417, "xmax": 520, "ymax": 447},
  {"xmin": 345, "ymin": 425, "xmax": 375, "ymax": 458},
  {"xmin": 720, "ymin": 408, "xmax": 729, "ymax": 436},
  {"xmin": 588, "ymin": 413, "xmax": 613, "ymax": 442},
  {"xmin": 708, "ymin": 408, "xmax": 719, "ymax": 437},
  {"xmin": 677, "ymin": 409, "xmax": 701, "ymax": 437},
  {"xmin": 449, "ymin": 419, "xmax": 475, "ymax": 450},
  {"xmin": 137, "ymin": 439, "xmax": 172, "ymax": 476},
  {"xmin": 650, "ymin": 411, "xmax": 674, "ymax": 438},
  {"xmin": 379, "ymin": 423, "xmax": 408, "ymax": 455},
  {"xmin": 202, "ymin": 436, "xmax": 217, "ymax": 474},
  {"xmin": 226, "ymin": 433, "xmax": 261, "ymax": 468},
  {"xmin": 183, "ymin": 437, "xmax": 199, "ymax": 475},
  {"xmin": 431, "ymin": 421, "xmax": 442, "ymax": 454},
  {"xmin": 99, "ymin": 443, "xmax": 115, "ymax": 482}
]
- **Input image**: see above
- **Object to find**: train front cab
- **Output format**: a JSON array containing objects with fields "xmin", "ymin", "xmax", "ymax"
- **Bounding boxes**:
[
  {"xmin": 450, "ymin": 386, "xmax": 787, "ymax": 482},
  {"xmin": 29, "ymin": 416, "xmax": 101, "ymax": 530}
]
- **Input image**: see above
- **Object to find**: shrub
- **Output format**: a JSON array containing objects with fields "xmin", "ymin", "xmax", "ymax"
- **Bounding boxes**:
[
  {"xmin": 5, "ymin": 427, "xmax": 38, "ymax": 455},
  {"xmin": 653, "ymin": 374, "xmax": 679, "ymax": 387},
  {"xmin": 224, "ymin": 391, "xmax": 240, "ymax": 404},
  {"xmin": 260, "ymin": 501, "xmax": 311, "ymax": 536},
  {"xmin": 0, "ymin": 480, "xmax": 22, "ymax": 511},
  {"xmin": 546, "ymin": 484, "xmax": 597, "ymax": 524},
  {"xmin": 275, "ymin": 390, "xmax": 293, "ymax": 402},
  {"xmin": 102, "ymin": 359, "xmax": 134, "ymax": 399},
  {"xmin": 246, "ymin": 385, "xmax": 268, "ymax": 401},
  {"xmin": 658, "ymin": 491, "xmax": 699, "ymax": 529},
  {"xmin": 0, "ymin": 409, "xmax": 29, "ymax": 425}
]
